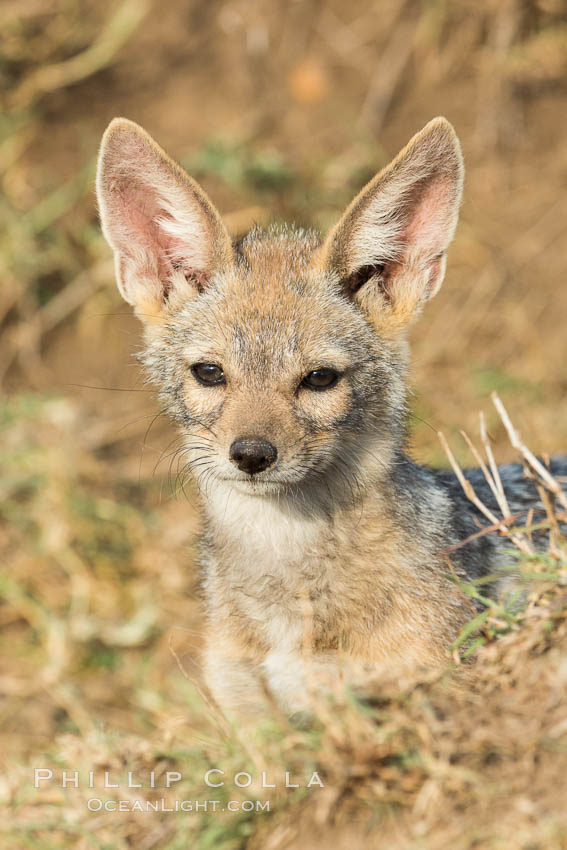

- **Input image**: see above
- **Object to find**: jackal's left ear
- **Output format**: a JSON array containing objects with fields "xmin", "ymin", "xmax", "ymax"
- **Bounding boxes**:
[
  {"xmin": 319, "ymin": 117, "xmax": 463, "ymax": 331},
  {"xmin": 96, "ymin": 118, "xmax": 233, "ymax": 322}
]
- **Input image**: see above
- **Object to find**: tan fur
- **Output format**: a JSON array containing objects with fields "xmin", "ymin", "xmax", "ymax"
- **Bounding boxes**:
[
  {"xmin": 97, "ymin": 117, "xmax": 473, "ymax": 718},
  {"xmin": 202, "ymin": 479, "xmax": 475, "ymax": 715}
]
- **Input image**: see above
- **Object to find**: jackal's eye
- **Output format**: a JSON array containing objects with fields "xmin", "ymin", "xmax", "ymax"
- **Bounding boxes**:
[
  {"xmin": 300, "ymin": 368, "xmax": 339, "ymax": 391},
  {"xmin": 191, "ymin": 363, "xmax": 225, "ymax": 386}
]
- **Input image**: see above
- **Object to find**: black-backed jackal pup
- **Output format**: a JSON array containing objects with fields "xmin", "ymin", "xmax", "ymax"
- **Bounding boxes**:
[{"xmin": 97, "ymin": 117, "xmax": 567, "ymax": 717}]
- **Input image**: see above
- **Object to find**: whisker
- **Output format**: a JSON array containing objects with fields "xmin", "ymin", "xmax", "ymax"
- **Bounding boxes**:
[{"xmin": 67, "ymin": 382, "xmax": 154, "ymax": 393}]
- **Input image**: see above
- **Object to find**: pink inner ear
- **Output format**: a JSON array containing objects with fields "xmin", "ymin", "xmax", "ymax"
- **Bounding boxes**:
[
  {"xmin": 120, "ymin": 183, "xmax": 175, "ymax": 286},
  {"xmin": 403, "ymin": 177, "xmax": 454, "ymax": 258},
  {"xmin": 112, "ymin": 179, "xmax": 208, "ymax": 299}
]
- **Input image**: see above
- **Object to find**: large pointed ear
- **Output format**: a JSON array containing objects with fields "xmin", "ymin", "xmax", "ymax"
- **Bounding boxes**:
[
  {"xmin": 96, "ymin": 118, "xmax": 233, "ymax": 322},
  {"xmin": 318, "ymin": 117, "xmax": 463, "ymax": 332}
]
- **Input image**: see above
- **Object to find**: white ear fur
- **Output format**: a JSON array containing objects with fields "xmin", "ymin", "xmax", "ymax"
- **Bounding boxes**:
[
  {"xmin": 321, "ymin": 117, "xmax": 464, "ymax": 328},
  {"xmin": 96, "ymin": 118, "xmax": 233, "ymax": 320}
]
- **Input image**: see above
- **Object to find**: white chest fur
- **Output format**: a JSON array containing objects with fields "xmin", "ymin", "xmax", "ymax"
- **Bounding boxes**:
[
  {"xmin": 203, "ymin": 482, "xmax": 340, "ymax": 713},
  {"xmin": 204, "ymin": 481, "xmax": 325, "ymax": 574}
]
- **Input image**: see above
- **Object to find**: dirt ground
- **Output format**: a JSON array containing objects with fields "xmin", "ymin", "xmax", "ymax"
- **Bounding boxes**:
[{"xmin": 1, "ymin": 1, "xmax": 567, "ymax": 848}]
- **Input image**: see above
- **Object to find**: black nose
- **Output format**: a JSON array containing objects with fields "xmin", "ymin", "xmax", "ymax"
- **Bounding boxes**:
[{"xmin": 229, "ymin": 437, "xmax": 277, "ymax": 476}]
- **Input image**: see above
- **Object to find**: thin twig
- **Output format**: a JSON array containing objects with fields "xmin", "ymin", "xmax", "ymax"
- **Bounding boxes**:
[
  {"xmin": 460, "ymin": 429, "xmax": 501, "ymax": 507},
  {"xmin": 491, "ymin": 393, "xmax": 567, "ymax": 511},
  {"xmin": 9, "ymin": 0, "xmax": 150, "ymax": 109},
  {"xmin": 480, "ymin": 412, "xmax": 510, "ymax": 516},
  {"xmin": 167, "ymin": 633, "xmax": 230, "ymax": 738},
  {"xmin": 440, "ymin": 513, "xmax": 522, "ymax": 557},
  {"xmin": 357, "ymin": 2, "xmax": 422, "ymax": 132},
  {"xmin": 438, "ymin": 431, "xmax": 534, "ymax": 556}
]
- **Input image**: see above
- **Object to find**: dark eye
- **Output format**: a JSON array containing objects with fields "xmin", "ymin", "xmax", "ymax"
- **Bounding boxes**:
[
  {"xmin": 300, "ymin": 368, "xmax": 339, "ymax": 391},
  {"xmin": 191, "ymin": 363, "xmax": 225, "ymax": 386}
]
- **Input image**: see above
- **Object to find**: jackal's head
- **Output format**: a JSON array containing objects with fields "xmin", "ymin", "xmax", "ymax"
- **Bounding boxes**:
[{"xmin": 97, "ymin": 118, "xmax": 463, "ymax": 501}]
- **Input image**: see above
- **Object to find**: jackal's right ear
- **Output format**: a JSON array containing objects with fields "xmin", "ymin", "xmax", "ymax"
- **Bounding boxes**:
[
  {"xmin": 319, "ymin": 117, "xmax": 463, "ymax": 333},
  {"xmin": 96, "ymin": 118, "xmax": 233, "ymax": 322}
]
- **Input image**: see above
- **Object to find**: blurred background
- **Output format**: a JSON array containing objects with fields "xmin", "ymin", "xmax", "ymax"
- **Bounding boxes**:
[{"xmin": 1, "ymin": 0, "xmax": 567, "ymax": 846}]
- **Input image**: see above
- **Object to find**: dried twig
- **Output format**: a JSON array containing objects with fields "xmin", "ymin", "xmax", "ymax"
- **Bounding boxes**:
[
  {"xmin": 0, "ymin": 262, "xmax": 112, "ymax": 383},
  {"xmin": 357, "ymin": 2, "xmax": 422, "ymax": 133},
  {"xmin": 438, "ymin": 431, "xmax": 534, "ymax": 556},
  {"xmin": 480, "ymin": 412, "xmax": 510, "ymax": 515},
  {"xmin": 168, "ymin": 633, "xmax": 230, "ymax": 739},
  {"xmin": 491, "ymin": 392, "xmax": 567, "ymax": 512},
  {"xmin": 440, "ymin": 513, "xmax": 522, "ymax": 557},
  {"xmin": 9, "ymin": 0, "xmax": 150, "ymax": 109},
  {"xmin": 440, "ymin": 393, "xmax": 567, "ymax": 561}
]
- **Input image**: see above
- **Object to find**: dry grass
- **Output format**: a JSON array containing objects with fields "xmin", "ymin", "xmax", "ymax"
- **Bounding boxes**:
[
  {"xmin": 2, "ymin": 392, "xmax": 566, "ymax": 849},
  {"xmin": 2, "ymin": 1, "xmax": 567, "ymax": 848}
]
